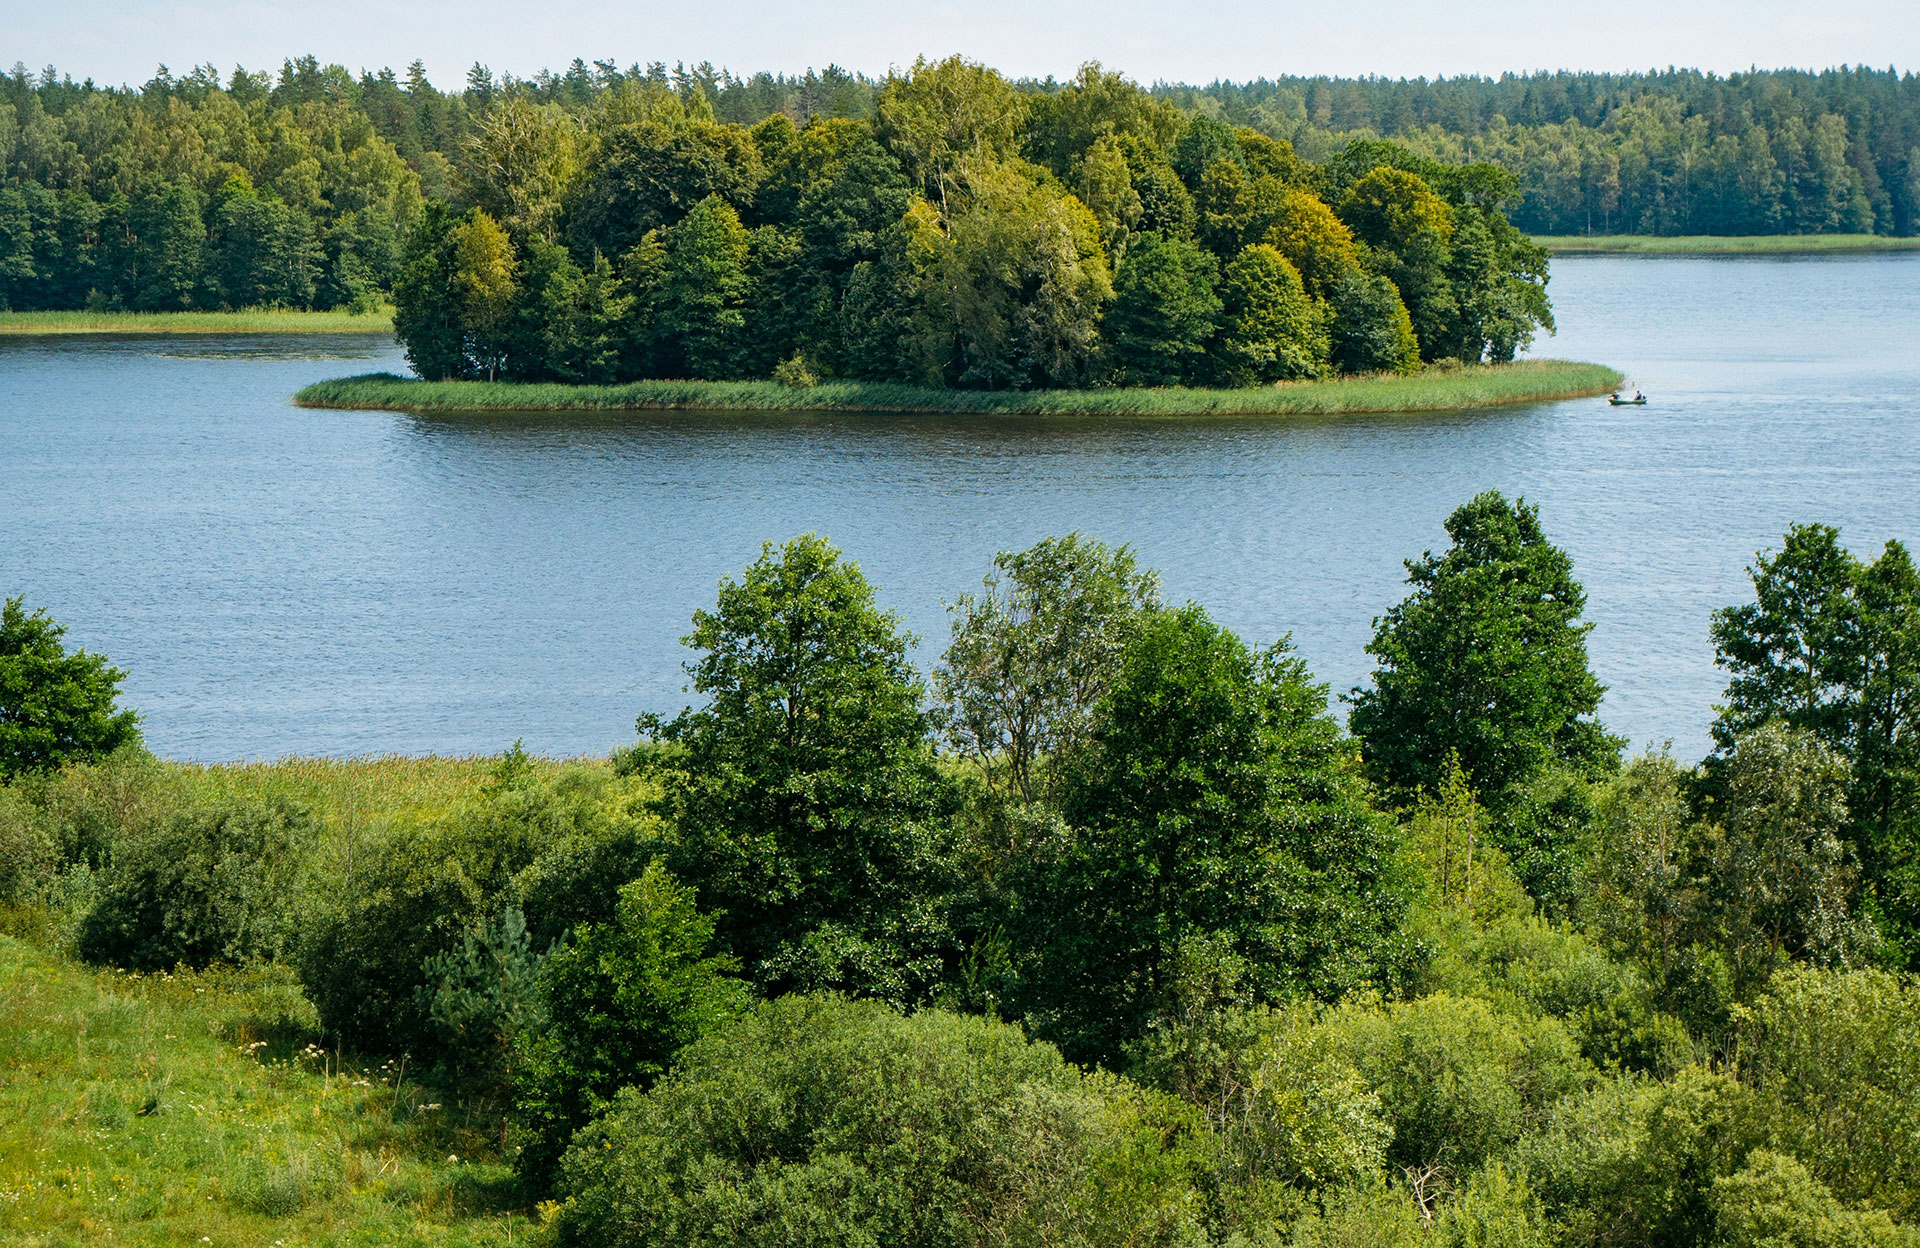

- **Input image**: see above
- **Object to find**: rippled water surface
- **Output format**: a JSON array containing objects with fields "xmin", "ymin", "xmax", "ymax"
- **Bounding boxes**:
[{"xmin": 4, "ymin": 252, "xmax": 1918, "ymax": 761}]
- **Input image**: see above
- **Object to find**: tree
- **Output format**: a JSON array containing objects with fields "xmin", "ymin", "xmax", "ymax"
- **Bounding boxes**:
[
  {"xmin": 1711, "ymin": 525, "xmax": 1920, "ymax": 964},
  {"xmin": 875, "ymin": 55, "xmax": 1027, "ymax": 217},
  {"xmin": 934, "ymin": 533, "xmax": 1161, "ymax": 807},
  {"xmin": 1101, "ymin": 231, "xmax": 1220, "ymax": 386},
  {"xmin": 642, "ymin": 195, "xmax": 753, "ymax": 379},
  {"xmin": 1340, "ymin": 167, "xmax": 1457, "ymax": 360},
  {"xmin": 460, "ymin": 97, "xmax": 581, "ymax": 243},
  {"xmin": 1349, "ymin": 492, "xmax": 1621, "ymax": 804},
  {"xmin": 513, "ymin": 861, "xmax": 748, "ymax": 1189},
  {"xmin": 648, "ymin": 536, "xmax": 960, "ymax": 1003},
  {"xmin": 0, "ymin": 598, "xmax": 139, "ymax": 778},
  {"xmin": 391, "ymin": 204, "xmax": 520, "ymax": 380},
  {"xmin": 125, "ymin": 182, "xmax": 206, "ymax": 310},
  {"xmin": 1263, "ymin": 189, "xmax": 1362, "ymax": 299},
  {"xmin": 1702, "ymin": 724, "xmax": 1878, "ymax": 996},
  {"xmin": 448, "ymin": 210, "xmax": 518, "ymax": 380},
  {"xmin": 1327, "ymin": 273, "xmax": 1420, "ymax": 375},
  {"xmin": 1218, "ymin": 243, "xmax": 1330, "ymax": 384},
  {"xmin": 563, "ymin": 100, "xmax": 762, "ymax": 258},
  {"xmin": 1024, "ymin": 604, "xmax": 1404, "ymax": 1065},
  {"xmin": 921, "ymin": 158, "xmax": 1113, "ymax": 390}
]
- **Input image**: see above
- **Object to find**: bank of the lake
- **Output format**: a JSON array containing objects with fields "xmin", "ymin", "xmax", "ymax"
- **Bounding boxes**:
[
  {"xmin": 1534, "ymin": 233, "xmax": 1920, "ymax": 255},
  {"xmin": 0, "ymin": 308, "xmax": 394, "ymax": 336},
  {"xmin": 296, "ymin": 360, "xmax": 1623, "ymax": 418}
]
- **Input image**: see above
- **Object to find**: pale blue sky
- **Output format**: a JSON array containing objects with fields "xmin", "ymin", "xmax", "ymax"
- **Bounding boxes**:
[{"xmin": 9, "ymin": 0, "xmax": 1914, "ymax": 89}]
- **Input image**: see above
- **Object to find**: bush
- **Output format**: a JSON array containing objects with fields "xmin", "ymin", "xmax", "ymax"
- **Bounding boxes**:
[
  {"xmin": 77, "ymin": 799, "xmax": 309, "ymax": 970},
  {"xmin": 296, "ymin": 761, "xmax": 647, "ymax": 1053},
  {"xmin": 553, "ymin": 994, "xmax": 1208, "ymax": 1248},
  {"xmin": 1341, "ymin": 993, "xmax": 1590, "ymax": 1174},
  {"xmin": 19, "ymin": 744, "xmax": 183, "ymax": 870},
  {"xmin": 0, "ymin": 597, "xmax": 140, "ymax": 779},
  {"xmin": 1712, "ymin": 1151, "xmax": 1906, "ymax": 1248},
  {"xmin": 1518, "ymin": 1066, "xmax": 1756, "ymax": 1248},
  {"xmin": 1736, "ymin": 967, "xmax": 1920, "ymax": 1220},
  {"xmin": 514, "ymin": 862, "xmax": 748, "ymax": 1190},
  {"xmin": 0, "ymin": 784, "xmax": 56, "ymax": 904}
]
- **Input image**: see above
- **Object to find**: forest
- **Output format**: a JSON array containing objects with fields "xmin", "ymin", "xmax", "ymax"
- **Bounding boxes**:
[
  {"xmin": 3, "ymin": 493, "xmax": 1918, "ymax": 1245},
  {"xmin": 1, "ymin": 56, "xmax": 1913, "ymax": 334}
]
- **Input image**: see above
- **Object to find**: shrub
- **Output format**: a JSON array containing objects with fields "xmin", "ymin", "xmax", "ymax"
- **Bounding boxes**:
[
  {"xmin": 0, "ymin": 784, "xmax": 56, "ymax": 904},
  {"xmin": 514, "ymin": 862, "xmax": 748, "ymax": 1189},
  {"xmin": 76, "ymin": 799, "xmax": 309, "ymax": 970},
  {"xmin": 1736, "ymin": 967, "xmax": 1920, "ymax": 1220},
  {"xmin": 0, "ymin": 597, "xmax": 140, "ymax": 779},
  {"xmin": 1712, "ymin": 1151, "xmax": 1906, "ymax": 1248},
  {"xmin": 553, "ymin": 994, "xmax": 1208, "ymax": 1248},
  {"xmin": 296, "ymin": 761, "xmax": 644, "ymax": 1053},
  {"xmin": 1341, "ymin": 993, "xmax": 1590, "ymax": 1174}
]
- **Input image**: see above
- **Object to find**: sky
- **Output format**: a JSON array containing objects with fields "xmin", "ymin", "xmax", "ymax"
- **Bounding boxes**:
[{"xmin": 8, "ymin": 0, "xmax": 1915, "ymax": 90}]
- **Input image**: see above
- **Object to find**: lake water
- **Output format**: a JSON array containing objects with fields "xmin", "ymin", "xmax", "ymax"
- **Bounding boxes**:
[{"xmin": 4, "ymin": 253, "xmax": 1918, "ymax": 763}]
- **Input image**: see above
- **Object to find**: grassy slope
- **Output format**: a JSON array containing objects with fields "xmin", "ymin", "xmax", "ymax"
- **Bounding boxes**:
[
  {"xmin": 0, "ymin": 309, "xmax": 394, "ymax": 335},
  {"xmin": 0, "ymin": 939, "xmax": 531, "ymax": 1246},
  {"xmin": 296, "ymin": 359, "xmax": 1623, "ymax": 418},
  {"xmin": 1535, "ymin": 233, "xmax": 1920, "ymax": 255},
  {"xmin": 0, "ymin": 755, "xmax": 537, "ymax": 1245}
]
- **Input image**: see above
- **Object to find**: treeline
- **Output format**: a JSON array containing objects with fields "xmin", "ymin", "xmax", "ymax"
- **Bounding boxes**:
[
  {"xmin": 4, "ymin": 494, "xmax": 1919, "ymax": 1244},
  {"xmin": 391, "ymin": 59, "xmax": 1551, "ymax": 388},
  {"xmin": 1158, "ymin": 68, "xmax": 1920, "ymax": 237}
]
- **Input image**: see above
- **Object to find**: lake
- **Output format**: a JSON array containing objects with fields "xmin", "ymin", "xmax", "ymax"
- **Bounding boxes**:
[{"xmin": 4, "ymin": 252, "xmax": 1918, "ymax": 763}]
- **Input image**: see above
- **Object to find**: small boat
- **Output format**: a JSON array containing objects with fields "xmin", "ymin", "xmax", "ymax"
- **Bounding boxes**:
[{"xmin": 1608, "ymin": 392, "xmax": 1648, "ymax": 406}]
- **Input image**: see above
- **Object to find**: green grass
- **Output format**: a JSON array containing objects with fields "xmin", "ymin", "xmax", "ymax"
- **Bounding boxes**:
[
  {"xmin": 0, "ymin": 753, "xmax": 567, "ymax": 1244},
  {"xmin": 0, "ymin": 308, "xmax": 394, "ymax": 336},
  {"xmin": 296, "ymin": 360, "xmax": 1623, "ymax": 418},
  {"xmin": 1534, "ymin": 233, "xmax": 1920, "ymax": 255},
  {"xmin": 0, "ymin": 938, "xmax": 534, "ymax": 1246}
]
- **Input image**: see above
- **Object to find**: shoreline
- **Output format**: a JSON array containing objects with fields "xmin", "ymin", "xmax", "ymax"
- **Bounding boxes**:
[
  {"xmin": 0, "ymin": 309, "xmax": 395, "ymax": 336},
  {"xmin": 1534, "ymin": 233, "xmax": 1920, "ymax": 256},
  {"xmin": 294, "ymin": 360, "xmax": 1624, "ymax": 419}
]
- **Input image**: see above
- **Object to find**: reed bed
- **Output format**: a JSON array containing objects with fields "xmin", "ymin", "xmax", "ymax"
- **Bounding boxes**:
[
  {"xmin": 1535, "ymin": 233, "xmax": 1920, "ymax": 255},
  {"xmin": 296, "ymin": 359, "xmax": 1623, "ymax": 418},
  {"xmin": 0, "ymin": 308, "xmax": 394, "ymax": 335}
]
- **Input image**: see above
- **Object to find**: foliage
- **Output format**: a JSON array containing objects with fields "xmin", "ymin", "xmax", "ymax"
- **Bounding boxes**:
[
  {"xmin": 935, "ymin": 533, "xmax": 1161, "ymax": 807},
  {"xmin": 1020, "ymin": 604, "xmax": 1404, "ymax": 1064},
  {"xmin": 648, "ymin": 535, "xmax": 961, "ymax": 1003},
  {"xmin": 1710, "ymin": 524, "xmax": 1920, "ymax": 965},
  {"xmin": 0, "ymin": 597, "xmax": 140, "ymax": 779},
  {"xmin": 1216, "ymin": 243, "xmax": 1331, "ymax": 384},
  {"xmin": 552, "ymin": 993, "xmax": 1209, "ymax": 1248},
  {"xmin": 76, "ymin": 800, "xmax": 310, "ymax": 970},
  {"xmin": 1103, "ymin": 232, "xmax": 1222, "ymax": 385},
  {"xmin": 1349, "ymin": 490, "xmax": 1623, "ymax": 804},
  {"xmin": 513, "ymin": 861, "xmax": 748, "ymax": 1190}
]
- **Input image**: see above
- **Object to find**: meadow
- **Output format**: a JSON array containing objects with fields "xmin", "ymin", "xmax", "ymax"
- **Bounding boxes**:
[
  {"xmin": 295, "ymin": 360, "xmax": 1623, "ymax": 417},
  {"xmin": 0, "ymin": 755, "xmax": 535, "ymax": 1247}
]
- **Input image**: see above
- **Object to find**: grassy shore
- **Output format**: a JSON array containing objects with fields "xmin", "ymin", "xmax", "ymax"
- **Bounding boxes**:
[
  {"xmin": 1534, "ymin": 233, "xmax": 1920, "ymax": 255},
  {"xmin": 0, "ymin": 307, "xmax": 394, "ymax": 336},
  {"xmin": 296, "ymin": 359, "xmax": 1623, "ymax": 418}
]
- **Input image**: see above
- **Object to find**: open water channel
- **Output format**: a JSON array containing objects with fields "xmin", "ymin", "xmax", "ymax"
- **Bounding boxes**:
[{"xmin": 4, "ymin": 252, "xmax": 1918, "ymax": 761}]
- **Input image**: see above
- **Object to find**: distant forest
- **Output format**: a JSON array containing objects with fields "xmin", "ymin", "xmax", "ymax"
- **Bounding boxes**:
[{"xmin": 0, "ymin": 57, "xmax": 1914, "ymax": 318}]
